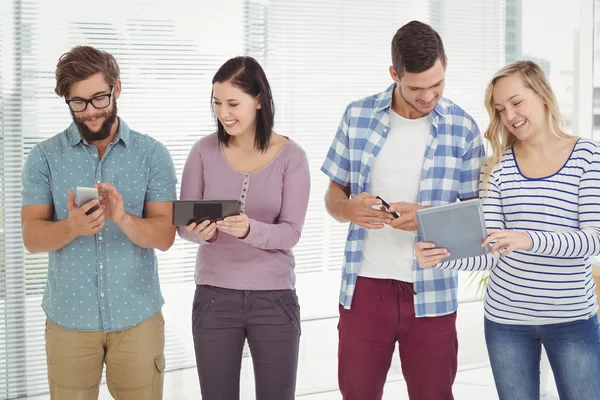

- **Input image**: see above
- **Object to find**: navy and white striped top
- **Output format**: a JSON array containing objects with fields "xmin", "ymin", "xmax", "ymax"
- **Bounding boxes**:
[{"xmin": 437, "ymin": 138, "xmax": 600, "ymax": 325}]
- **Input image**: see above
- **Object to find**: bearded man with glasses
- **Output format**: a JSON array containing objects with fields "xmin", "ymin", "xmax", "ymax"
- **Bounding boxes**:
[
  {"xmin": 20, "ymin": 45, "xmax": 177, "ymax": 400},
  {"xmin": 66, "ymin": 86, "xmax": 116, "ymax": 141}
]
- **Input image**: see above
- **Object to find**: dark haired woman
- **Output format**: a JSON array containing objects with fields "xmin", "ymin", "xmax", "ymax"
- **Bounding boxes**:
[{"xmin": 177, "ymin": 56, "xmax": 310, "ymax": 399}]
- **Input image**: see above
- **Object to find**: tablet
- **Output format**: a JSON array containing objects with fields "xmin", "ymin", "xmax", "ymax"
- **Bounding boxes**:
[
  {"xmin": 172, "ymin": 200, "xmax": 242, "ymax": 226},
  {"xmin": 416, "ymin": 199, "xmax": 490, "ymax": 262}
]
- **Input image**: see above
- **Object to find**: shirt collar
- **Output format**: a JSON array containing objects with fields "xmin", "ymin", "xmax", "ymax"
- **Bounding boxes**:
[
  {"xmin": 375, "ymin": 82, "xmax": 445, "ymax": 121},
  {"xmin": 67, "ymin": 117, "xmax": 130, "ymax": 147}
]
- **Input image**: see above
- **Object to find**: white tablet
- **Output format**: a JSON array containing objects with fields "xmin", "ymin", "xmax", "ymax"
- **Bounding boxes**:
[{"xmin": 416, "ymin": 199, "xmax": 490, "ymax": 262}]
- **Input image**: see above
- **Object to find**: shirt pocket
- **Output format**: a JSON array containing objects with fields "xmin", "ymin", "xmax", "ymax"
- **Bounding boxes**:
[
  {"xmin": 112, "ymin": 173, "xmax": 148, "ymax": 216},
  {"xmin": 425, "ymin": 156, "xmax": 462, "ymax": 202}
]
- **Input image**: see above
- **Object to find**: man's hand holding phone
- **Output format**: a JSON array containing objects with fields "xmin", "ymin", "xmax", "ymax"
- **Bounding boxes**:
[
  {"xmin": 373, "ymin": 195, "xmax": 426, "ymax": 232},
  {"xmin": 341, "ymin": 193, "xmax": 393, "ymax": 229},
  {"xmin": 67, "ymin": 188, "xmax": 105, "ymax": 237},
  {"xmin": 376, "ymin": 196, "xmax": 399, "ymax": 219},
  {"xmin": 388, "ymin": 201, "xmax": 424, "ymax": 232}
]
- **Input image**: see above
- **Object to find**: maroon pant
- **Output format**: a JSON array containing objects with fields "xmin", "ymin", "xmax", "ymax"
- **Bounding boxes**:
[{"xmin": 338, "ymin": 277, "xmax": 458, "ymax": 400}]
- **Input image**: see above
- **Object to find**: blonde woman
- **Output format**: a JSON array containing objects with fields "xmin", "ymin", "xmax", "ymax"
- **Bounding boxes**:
[{"xmin": 415, "ymin": 61, "xmax": 600, "ymax": 400}]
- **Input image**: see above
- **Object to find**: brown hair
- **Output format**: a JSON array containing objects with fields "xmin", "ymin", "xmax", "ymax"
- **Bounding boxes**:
[
  {"xmin": 391, "ymin": 20, "xmax": 446, "ymax": 78},
  {"xmin": 55, "ymin": 46, "xmax": 120, "ymax": 98}
]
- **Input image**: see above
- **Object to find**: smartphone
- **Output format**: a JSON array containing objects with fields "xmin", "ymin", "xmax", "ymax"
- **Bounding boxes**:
[
  {"xmin": 376, "ymin": 196, "xmax": 399, "ymax": 218},
  {"xmin": 76, "ymin": 187, "xmax": 100, "ymax": 215}
]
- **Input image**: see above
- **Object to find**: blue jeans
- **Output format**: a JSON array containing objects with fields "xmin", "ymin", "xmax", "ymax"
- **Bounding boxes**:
[{"xmin": 484, "ymin": 316, "xmax": 600, "ymax": 400}]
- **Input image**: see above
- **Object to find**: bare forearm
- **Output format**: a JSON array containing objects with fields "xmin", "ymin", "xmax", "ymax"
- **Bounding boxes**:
[
  {"xmin": 22, "ymin": 218, "xmax": 76, "ymax": 253},
  {"xmin": 118, "ymin": 214, "xmax": 176, "ymax": 251},
  {"xmin": 325, "ymin": 185, "xmax": 350, "ymax": 223}
]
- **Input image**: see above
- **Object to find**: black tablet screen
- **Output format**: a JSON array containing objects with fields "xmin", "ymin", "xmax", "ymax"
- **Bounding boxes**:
[{"xmin": 192, "ymin": 202, "xmax": 222, "ymax": 224}]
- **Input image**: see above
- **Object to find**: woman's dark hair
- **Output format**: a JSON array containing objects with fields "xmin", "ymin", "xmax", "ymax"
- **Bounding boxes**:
[{"xmin": 211, "ymin": 56, "xmax": 275, "ymax": 151}]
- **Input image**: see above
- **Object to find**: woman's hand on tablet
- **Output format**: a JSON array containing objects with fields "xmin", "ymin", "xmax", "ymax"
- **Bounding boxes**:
[
  {"xmin": 482, "ymin": 229, "xmax": 532, "ymax": 257},
  {"xmin": 186, "ymin": 219, "xmax": 217, "ymax": 241},
  {"xmin": 414, "ymin": 241, "xmax": 450, "ymax": 268},
  {"xmin": 217, "ymin": 213, "xmax": 250, "ymax": 239}
]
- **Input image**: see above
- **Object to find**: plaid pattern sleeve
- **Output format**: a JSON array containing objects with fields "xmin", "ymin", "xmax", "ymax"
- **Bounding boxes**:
[
  {"xmin": 458, "ymin": 117, "xmax": 486, "ymax": 199},
  {"xmin": 321, "ymin": 84, "xmax": 486, "ymax": 316},
  {"xmin": 321, "ymin": 105, "xmax": 352, "ymax": 187}
]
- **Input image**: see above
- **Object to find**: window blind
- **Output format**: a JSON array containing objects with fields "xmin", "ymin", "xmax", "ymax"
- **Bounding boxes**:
[
  {"xmin": 1, "ymin": 0, "xmax": 244, "ymax": 397},
  {"xmin": 2, "ymin": 0, "xmax": 587, "ymax": 398}
]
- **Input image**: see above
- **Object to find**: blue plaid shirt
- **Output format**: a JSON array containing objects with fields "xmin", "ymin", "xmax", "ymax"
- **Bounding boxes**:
[{"xmin": 321, "ymin": 84, "xmax": 485, "ymax": 317}]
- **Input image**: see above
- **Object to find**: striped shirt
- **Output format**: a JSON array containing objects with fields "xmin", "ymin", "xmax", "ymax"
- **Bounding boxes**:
[{"xmin": 437, "ymin": 138, "xmax": 600, "ymax": 325}]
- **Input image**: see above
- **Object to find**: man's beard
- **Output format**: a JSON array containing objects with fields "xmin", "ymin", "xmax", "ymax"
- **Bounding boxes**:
[
  {"xmin": 399, "ymin": 87, "xmax": 437, "ymax": 114},
  {"xmin": 71, "ymin": 101, "xmax": 118, "ymax": 143}
]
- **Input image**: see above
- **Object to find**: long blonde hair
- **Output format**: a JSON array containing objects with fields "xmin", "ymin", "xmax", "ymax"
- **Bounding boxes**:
[{"xmin": 482, "ymin": 60, "xmax": 570, "ymax": 192}]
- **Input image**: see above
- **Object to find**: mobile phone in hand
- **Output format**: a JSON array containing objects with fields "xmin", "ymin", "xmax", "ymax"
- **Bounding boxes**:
[
  {"xmin": 76, "ymin": 187, "xmax": 100, "ymax": 215},
  {"xmin": 376, "ymin": 196, "xmax": 399, "ymax": 218}
]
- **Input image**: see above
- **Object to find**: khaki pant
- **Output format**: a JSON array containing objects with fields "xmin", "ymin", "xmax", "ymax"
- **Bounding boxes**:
[
  {"xmin": 594, "ymin": 268, "xmax": 600, "ymax": 322},
  {"xmin": 45, "ymin": 310, "xmax": 165, "ymax": 400}
]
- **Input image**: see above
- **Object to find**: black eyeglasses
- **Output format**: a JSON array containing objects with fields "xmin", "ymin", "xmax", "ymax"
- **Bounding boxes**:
[{"xmin": 66, "ymin": 87, "xmax": 114, "ymax": 113}]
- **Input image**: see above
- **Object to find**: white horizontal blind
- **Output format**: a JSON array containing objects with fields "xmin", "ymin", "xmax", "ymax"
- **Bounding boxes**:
[
  {"xmin": 246, "ymin": 2, "xmax": 505, "ymax": 393},
  {"xmin": 249, "ymin": 0, "xmax": 504, "ymax": 276},
  {"xmin": 0, "ymin": 2, "xmax": 6, "ymax": 394},
  {"xmin": 0, "ymin": 0, "xmax": 514, "ymax": 397},
  {"xmin": 251, "ymin": 0, "xmax": 429, "ymax": 277},
  {"xmin": 1, "ymin": 0, "xmax": 244, "ymax": 397},
  {"xmin": 429, "ymin": 0, "xmax": 505, "ymax": 128},
  {"xmin": 1, "ymin": 1, "xmax": 29, "ymax": 398}
]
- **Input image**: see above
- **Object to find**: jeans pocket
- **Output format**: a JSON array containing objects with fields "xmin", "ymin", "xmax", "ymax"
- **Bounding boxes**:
[
  {"xmin": 45, "ymin": 319, "xmax": 51, "ymax": 337},
  {"xmin": 283, "ymin": 291, "xmax": 301, "ymax": 325},
  {"xmin": 273, "ymin": 292, "xmax": 301, "ymax": 333},
  {"xmin": 154, "ymin": 310, "xmax": 165, "ymax": 327},
  {"xmin": 152, "ymin": 353, "xmax": 165, "ymax": 400},
  {"xmin": 192, "ymin": 287, "xmax": 217, "ymax": 329}
]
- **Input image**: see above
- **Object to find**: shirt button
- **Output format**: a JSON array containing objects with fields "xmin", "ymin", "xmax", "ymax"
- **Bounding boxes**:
[
  {"xmin": 99, "ymin": 236, "xmax": 103, "ymax": 241},
  {"xmin": 101, "ymin": 293, "xmax": 105, "ymax": 297},
  {"xmin": 97, "ymin": 180, "xmax": 101, "ymax": 184},
  {"xmin": 93, "ymin": 154, "xmax": 98, "ymax": 158},
  {"xmin": 99, "ymin": 264, "xmax": 104, "ymax": 270}
]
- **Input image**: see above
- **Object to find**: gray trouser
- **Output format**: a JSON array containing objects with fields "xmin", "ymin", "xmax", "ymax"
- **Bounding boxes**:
[{"xmin": 192, "ymin": 284, "xmax": 301, "ymax": 400}]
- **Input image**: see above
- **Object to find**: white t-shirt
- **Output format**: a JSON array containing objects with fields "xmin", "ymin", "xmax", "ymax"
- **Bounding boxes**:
[{"xmin": 359, "ymin": 110, "xmax": 432, "ymax": 282}]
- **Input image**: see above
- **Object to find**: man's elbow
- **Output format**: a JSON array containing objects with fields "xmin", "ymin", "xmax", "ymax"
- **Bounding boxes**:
[
  {"xmin": 22, "ymin": 236, "xmax": 44, "ymax": 254},
  {"xmin": 22, "ymin": 239, "xmax": 36, "ymax": 253},
  {"xmin": 21, "ymin": 225, "xmax": 41, "ymax": 253}
]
